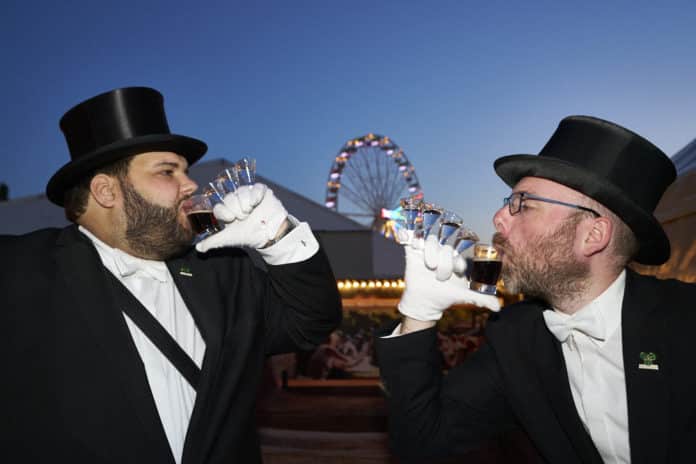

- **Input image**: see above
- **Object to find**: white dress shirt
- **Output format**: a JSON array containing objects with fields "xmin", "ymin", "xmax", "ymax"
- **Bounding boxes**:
[
  {"xmin": 79, "ymin": 219, "xmax": 318, "ymax": 462},
  {"xmin": 80, "ymin": 226, "xmax": 205, "ymax": 464},
  {"xmin": 544, "ymin": 270, "xmax": 630, "ymax": 463}
]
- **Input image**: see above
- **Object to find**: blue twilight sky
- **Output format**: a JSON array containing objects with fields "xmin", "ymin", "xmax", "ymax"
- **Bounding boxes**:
[{"xmin": 2, "ymin": 0, "xmax": 695, "ymax": 240}]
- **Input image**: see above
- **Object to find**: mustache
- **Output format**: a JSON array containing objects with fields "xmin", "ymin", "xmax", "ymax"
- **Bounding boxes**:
[
  {"xmin": 176, "ymin": 195, "xmax": 192, "ymax": 211},
  {"xmin": 492, "ymin": 232, "xmax": 507, "ymax": 252}
]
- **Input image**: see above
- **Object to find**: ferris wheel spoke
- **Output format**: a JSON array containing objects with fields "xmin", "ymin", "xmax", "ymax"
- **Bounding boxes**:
[
  {"xmin": 366, "ymin": 152, "xmax": 394, "ymax": 206},
  {"xmin": 324, "ymin": 134, "xmax": 423, "ymax": 233},
  {"xmin": 382, "ymin": 158, "xmax": 408, "ymax": 205},
  {"xmin": 345, "ymin": 177, "xmax": 381, "ymax": 215},
  {"xmin": 383, "ymin": 175, "xmax": 405, "ymax": 206},
  {"xmin": 342, "ymin": 162, "xmax": 380, "ymax": 211},
  {"xmin": 346, "ymin": 158, "xmax": 381, "ymax": 210},
  {"xmin": 355, "ymin": 150, "xmax": 394, "ymax": 209},
  {"xmin": 340, "ymin": 183, "xmax": 379, "ymax": 215}
]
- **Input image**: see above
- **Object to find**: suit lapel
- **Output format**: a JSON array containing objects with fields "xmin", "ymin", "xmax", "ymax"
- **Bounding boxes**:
[
  {"xmin": 167, "ymin": 254, "xmax": 226, "ymax": 463},
  {"xmin": 167, "ymin": 256, "xmax": 224, "ymax": 350},
  {"xmin": 622, "ymin": 271, "xmax": 669, "ymax": 464},
  {"xmin": 54, "ymin": 226, "xmax": 174, "ymax": 461},
  {"xmin": 533, "ymin": 308, "xmax": 604, "ymax": 463}
]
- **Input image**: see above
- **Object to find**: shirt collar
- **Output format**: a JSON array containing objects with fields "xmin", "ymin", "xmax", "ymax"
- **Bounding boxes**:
[
  {"xmin": 78, "ymin": 226, "xmax": 170, "ymax": 283},
  {"xmin": 551, "ymin": 269, "xmax": 626, "ymax": 341}
]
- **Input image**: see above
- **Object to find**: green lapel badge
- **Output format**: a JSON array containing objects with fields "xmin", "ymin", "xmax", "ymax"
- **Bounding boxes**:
[
  {"xmin": 638, "ymin": 352, "xmax": 659, "ymax": 371},
  {"xmin": 179, "ymin": 265, "xmax": 193, "ymax": 277}
]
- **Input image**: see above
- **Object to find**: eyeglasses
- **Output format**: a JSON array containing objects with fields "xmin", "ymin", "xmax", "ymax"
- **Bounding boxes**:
[{"xmin": 503, "ymin": 192, "xmax": 600, "ymax": 217}]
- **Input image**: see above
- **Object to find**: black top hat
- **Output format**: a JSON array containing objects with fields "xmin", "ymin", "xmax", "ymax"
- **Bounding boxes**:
[
  {"xmin": 494, "ymin": 115, "xmax": 676, "ymax": 265},
  {"xmin": 46, "ymin": 86, "xmax": 207, "ymax": 206}
]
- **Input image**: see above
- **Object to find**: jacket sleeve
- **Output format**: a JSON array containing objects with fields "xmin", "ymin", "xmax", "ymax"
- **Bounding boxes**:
[
  {"xmin": 259, "ymin": 244, "xmax": 342, "ymax": 355},
  {"xmin": 374, "ymin": 324, "xmax": 518, "ymax": 462}
]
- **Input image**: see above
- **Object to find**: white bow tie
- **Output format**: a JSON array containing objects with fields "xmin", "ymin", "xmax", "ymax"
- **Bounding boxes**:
[
  {"xmin": 543, "ymin": 308, "xmax": 606, "ymax": 344},
  {"xmin": 112, "ymin": 249, "xmax": 169, "ymax": 283}
]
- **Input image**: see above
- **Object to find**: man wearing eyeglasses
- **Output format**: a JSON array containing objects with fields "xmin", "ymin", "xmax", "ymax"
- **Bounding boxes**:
[{"xmin": 375, "ymin": 116, "xmax": 696, "ymax": 463}]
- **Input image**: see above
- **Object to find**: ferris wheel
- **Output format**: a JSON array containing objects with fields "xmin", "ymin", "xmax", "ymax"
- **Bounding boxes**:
[{"xmin": 324, "ymin": 133, "xmax": 423, "ymax": 236}]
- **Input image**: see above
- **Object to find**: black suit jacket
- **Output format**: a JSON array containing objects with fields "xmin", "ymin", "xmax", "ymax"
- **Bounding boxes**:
[
  {"xmin": 1, "ymin": 225, "xmax": 342, "ymax": 463},
  {"xmin": 375, "ymin": 270, "xmax": 696, "ymax": 463}
]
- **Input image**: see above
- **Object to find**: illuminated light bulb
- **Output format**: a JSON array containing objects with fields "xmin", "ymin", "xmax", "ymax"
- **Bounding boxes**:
[
  {"xmin": 337, "ymin": 281, "xmax": 344, "ymax": 289},
  {"xmin": 344, "ymin": 281, "xmax": 352, "ymax": 289},
  {"xmin": 376, "ymin": 281, "xmax": 382, "ymax": 287},
  {"xmin": 352, "ymin": 280, "xmax": 359, "ymax": 287},
  {"xmin": 368, "ymin": 281, "xmax": 375, "ymax": 288},
  {"xmin": 360, "ymin": 281, "xmax": 367, "ymax": 288}
]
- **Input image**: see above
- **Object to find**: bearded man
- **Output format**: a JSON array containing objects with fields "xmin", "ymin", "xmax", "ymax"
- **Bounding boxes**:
[
  {"xmin": 0, "ymin": 87, "xmax": 341, "ymax": 463},
  {"xmin": 375, "ymin": 116, "xmax": 696, "ymax": 463}
]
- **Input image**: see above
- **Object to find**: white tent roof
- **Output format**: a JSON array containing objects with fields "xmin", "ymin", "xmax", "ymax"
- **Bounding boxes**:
[
  {"xmin": 633, "ymin": 142, "xmax": 696, "ymax": 282},
  {"xmin": 672, "ymin": 138, "xmax": 696, "ymax": 175},
  {"xmin": 0, "ymin": 159, "xmax": 405, "ymax": 279}
]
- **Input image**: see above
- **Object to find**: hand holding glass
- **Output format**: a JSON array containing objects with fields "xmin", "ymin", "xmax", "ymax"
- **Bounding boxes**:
[{"xmin": 190, "ymin": 156, "xmax": 258, "ymax": 243}]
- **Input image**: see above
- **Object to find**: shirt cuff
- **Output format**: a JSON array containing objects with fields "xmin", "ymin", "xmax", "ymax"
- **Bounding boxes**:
[{"xmin": 256, "ymin": 216, "xmax": 319, "ymax": 265}]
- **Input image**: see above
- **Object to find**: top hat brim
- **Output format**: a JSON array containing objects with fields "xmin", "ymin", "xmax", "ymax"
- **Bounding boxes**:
[
  {"xmin": 494, "ymin": 154, "xmax": 670, "ymax": 265},
  {"xmin": 46, "ymin": 133, "xmax": 207, "ymax": 206}
]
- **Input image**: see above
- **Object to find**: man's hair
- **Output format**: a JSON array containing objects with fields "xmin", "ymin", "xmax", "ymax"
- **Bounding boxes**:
[
  {"xmin": 584, "ymin": 197, "xmax": 640, "ymax": 269},
  {"xmin": 63, "ymin": 156, "xmax": 134, "ymax": 222}
]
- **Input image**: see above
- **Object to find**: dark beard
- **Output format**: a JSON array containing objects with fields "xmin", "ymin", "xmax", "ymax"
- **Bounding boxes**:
[
  {"xmin": 120, "ymin": 179, "xmax": 194, "ymax": 260},
  {"xmin": 492, "ymin": 215, "xmax": 590, "ymax": 307}
]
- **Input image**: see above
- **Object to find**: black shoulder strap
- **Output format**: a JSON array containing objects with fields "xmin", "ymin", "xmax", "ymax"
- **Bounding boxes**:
[{"xmin": 103, "ymin": 269, "xmax": 201, "ymax": 391}]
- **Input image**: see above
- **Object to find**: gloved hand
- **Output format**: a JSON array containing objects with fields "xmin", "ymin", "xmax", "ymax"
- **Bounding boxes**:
[
  {"xmin": 398, "ymin": 242, "xmax": 500, "ymax": 322},
  {"xmin": 423, "ymin": 231, "xmax": 467, "ymax": 280},
  {"xmin": 195, "ymin": 184, "xmax": 288, "ymax": 252}
]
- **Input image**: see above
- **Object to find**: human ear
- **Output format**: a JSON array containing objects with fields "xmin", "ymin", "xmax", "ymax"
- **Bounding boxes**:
[
  {"xmin": 90, "ymin": 174, "xmax": 119, "ymax": 208},
  {"xmin": 580, "ymin": 216, "xmax": 612, "ymax": 257}
]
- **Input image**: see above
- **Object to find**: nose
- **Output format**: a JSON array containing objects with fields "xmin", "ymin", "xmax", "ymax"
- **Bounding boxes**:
[
  {"xmin": 180, "ymin": 174, "xmax": 198, "ymax": 197},
  {"xmin": 492, "ymin": 204, "xmax": 509, "ymax": 234}
]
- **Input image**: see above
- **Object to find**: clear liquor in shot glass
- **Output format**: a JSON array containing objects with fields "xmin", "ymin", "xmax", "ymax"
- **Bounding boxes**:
[
  {"xmin": 469, "ymin": 244, "xmax": 502, "ymax": 295},
  {"xmin": 437, "ymin": 211, "xmax": 463, "ymax": 245},
  {"xmin": 395, "ymin": 196, "xmax": 422, "ymax": 244},
  {"xmin": 235, "ymin": 157, "xmax": 256, "ymax": 186},
  {"xmin": 212, "ymin": 167, "xmax": 239, "ymax": 197},
  {"xmin": 420, "ymin": 203, "xmax": 442, "ymax": 239},
  {"xmin": 400, "ymin": 197, "xmax": 422, "ymax": 230},
  {"xmin": 451, "ymin": 225, "xmax": 479, "ymax": 254}
]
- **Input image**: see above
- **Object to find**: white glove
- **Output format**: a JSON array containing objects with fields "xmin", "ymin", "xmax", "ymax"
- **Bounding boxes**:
[
  {"xmin": 423, "ymin": 232, "xmax": 467, "ymax": 280},
  {"xmin": 195, "ymin": 184, "xmax": 288, "ymax": 252},
  {"xmin": 398, "ymin": 243, "xmax": 500, "ymax": 322}
]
